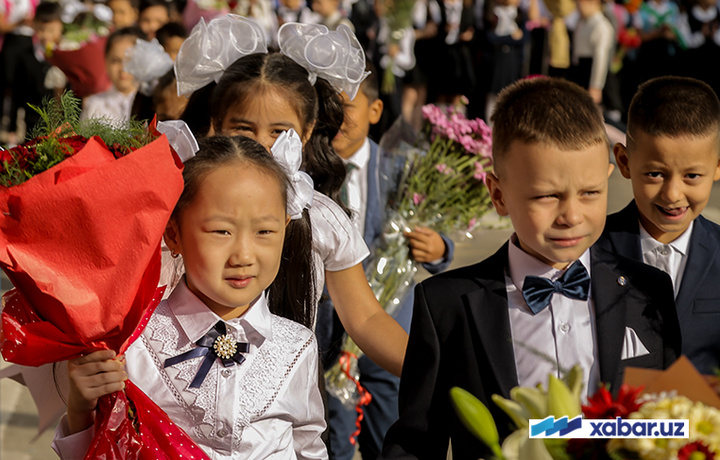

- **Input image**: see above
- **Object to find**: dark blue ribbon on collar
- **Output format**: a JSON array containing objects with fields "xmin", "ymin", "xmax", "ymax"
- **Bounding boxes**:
[{"xmin": 164, "ymin": 321, "xmax": 249, "ymax": 388}]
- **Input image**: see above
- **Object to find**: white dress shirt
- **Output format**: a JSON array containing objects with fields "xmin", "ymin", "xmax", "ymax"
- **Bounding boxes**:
[
  {"xmin": 640, "ymin": 220, "xmax": 692, "ymax": 298},
  {"xmin": 53, "ymin": 280, "xmax": 327, "ymax": 460},
  {"xmin": 81, "ymin": 88, "xmax": 136, "ymax": 124},
  {"xmin": 344, "ymin": 138, "xmax": 371, "ymax": 234},
  {"xmin": 505, "ymin": 237, "xmax": 600, "ymax": 400},
  {"xmin": 572, "ymin": 11, "xmax": 615, "ymax": 90}
]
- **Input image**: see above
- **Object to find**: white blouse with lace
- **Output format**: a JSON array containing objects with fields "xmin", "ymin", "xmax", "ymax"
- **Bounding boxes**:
[{"xmin": 52, "ymin": 280, "xmax": 327, "ymax": 460}]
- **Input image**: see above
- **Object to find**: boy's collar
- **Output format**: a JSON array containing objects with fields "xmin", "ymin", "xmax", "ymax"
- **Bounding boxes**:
[
  {"xmin": 639, "ymin": 219, "xmax": 693, "ymax": 256},
  {"xmin": 507, "ymin": 233, "xmax": 591, "ymax": 289},
  {"xmin": 345, "ymin": 137, "xmax": 371, "ymax": 170}
]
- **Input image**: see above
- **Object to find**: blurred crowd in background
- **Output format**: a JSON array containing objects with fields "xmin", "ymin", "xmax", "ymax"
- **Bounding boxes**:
[{"xmin": 2, "ymin": 0, "xmax": 718, "ymax": 147}]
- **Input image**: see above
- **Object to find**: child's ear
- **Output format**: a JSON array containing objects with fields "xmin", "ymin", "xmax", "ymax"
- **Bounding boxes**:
[
  {"xmin": 613, "ymin": 143, "xmax": 632, "ymax": 179},
  {"xmin": 485, "ymin": 172, "xmax": 509, "ymax": 217},
  {"xmin": 164, "ymin": 219, "xmax": 182, "ymax": 255},
  {"xmin": 368, "ymin": 99, "xmax": 383, "ymax": 125}
]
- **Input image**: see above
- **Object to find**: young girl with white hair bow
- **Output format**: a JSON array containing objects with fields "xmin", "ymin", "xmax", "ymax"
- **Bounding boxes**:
[
  {"xmin": 175, "ymin": 16, "xmax": 408, "ymax": 377},
  {"xmin": 53, "ymin": 132, "xmax": 328, "ymax": 460}
]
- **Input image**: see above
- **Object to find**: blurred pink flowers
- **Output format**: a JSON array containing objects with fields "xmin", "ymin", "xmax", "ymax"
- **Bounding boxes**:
[{"xmin": 420, "ymin": 104, "xmax": 493, "ymax": 158}]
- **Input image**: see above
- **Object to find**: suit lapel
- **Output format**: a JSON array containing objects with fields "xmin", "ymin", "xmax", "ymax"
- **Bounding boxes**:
[
  {"xmin": 465, "ymin": 244, "xmax": 519, "ymax": 398},
  {"xmin": 590, "ymin": 246, "xmax": 628, "ymax": 388},
  {"xmin": 676, "ymin": 216, "xmax": 718, "ymax": 314},
  {"xmin": 364, "ymin": 140, "xmax": 383, "ymax": 245},
  {"xmin": 605, "ymin": 202, "xmax": 643, "ymax": 261}
]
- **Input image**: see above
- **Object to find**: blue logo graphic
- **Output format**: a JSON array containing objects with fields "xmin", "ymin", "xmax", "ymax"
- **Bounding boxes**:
[{"xmin": 530, "ymin": 416, "xmax": 583, "ymax": 437}]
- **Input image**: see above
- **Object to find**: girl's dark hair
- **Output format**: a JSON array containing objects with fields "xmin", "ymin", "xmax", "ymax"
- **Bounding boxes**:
[
  {"xmin": 156, "ymin": 21, "xmax": 188, "ymax": 45},
  {"xmin": 173, "ymin": 135, "xmax": 315, "ymax": 328},
  {"xmin": 180, "ymin": 81, "xmax": 216, "ymax": 138},
  {"xmin": 209, "ymin": 52, "xmax": 350, "ymax": 214},
  {"xmin": 139, "ymin": 0, "xmax": 170, "ymax": 14},
  {"xmin": 105, "ymin": 26, "xmax": 147, "ymax": 56}
]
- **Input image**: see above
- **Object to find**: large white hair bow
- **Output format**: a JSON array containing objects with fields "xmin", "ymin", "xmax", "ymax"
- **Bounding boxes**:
[
  {"xmin": 278, "ymin": 23, "xmax": 370, "ymax": 100},
  {"xmin": 124, "ymin": 38, "xmax": 174, "ymax": 95},
  {"xmin": 175, "ymin": 15, "xmax": 268, "ymax": 96},
  {"xmin": 271, "ymin": 129, "xmax": 314, "ymax": 220}
]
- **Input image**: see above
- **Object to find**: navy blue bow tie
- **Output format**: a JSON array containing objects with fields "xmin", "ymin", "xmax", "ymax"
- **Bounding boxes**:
[
  {"xmin": 522, "ymin": 262, "xmax": 590, "ymax": 315},
  {"xmin": 164, "ymin": 321, "xmax": 249, "ymax": 388}
]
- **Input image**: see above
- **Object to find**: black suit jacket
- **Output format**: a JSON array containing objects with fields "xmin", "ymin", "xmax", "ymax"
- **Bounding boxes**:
[
  {"xmin": 598, "ymin": 201, "xmax": 720, "ymax": 375},
  {"xmin": 380, "ymin": 242, "xmax": 681, "ymax": 460}
]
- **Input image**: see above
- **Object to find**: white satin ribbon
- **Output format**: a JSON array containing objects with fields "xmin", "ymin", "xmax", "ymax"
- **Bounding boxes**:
[{"xmin": 270, "ymin": 129, "xmax": 314, "ymax": 220}]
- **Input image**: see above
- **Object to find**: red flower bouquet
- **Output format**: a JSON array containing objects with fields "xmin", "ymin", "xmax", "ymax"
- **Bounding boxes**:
[
  {"xmin": 0, "ymin": 94, "xmax": 208, "ymax": 459},
  {"xmin": 48, "ymin": 37, "xmax": 111, "ymax": 98},
  {"xmin": 45, "ymin": 9, "xmax": 113, "ymax": 98}
]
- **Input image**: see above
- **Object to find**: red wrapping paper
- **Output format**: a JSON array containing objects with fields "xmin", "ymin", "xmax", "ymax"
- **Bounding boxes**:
[
  {"xmin": 0, "ymin": 130, "xmax": 212, "ymax": 458},
  {"xmin": 47, "ymin": 38, "xmax": 111, "ymax": 98},
  {"xmin": 0, "ymin": 135, "xmax": 183, "ymax": 364},
  {"xmin": 87, "ymin": 380, "xmax": 210, "ymax": 460}
]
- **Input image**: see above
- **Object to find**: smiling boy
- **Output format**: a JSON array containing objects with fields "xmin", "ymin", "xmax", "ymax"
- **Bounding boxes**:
[
  {"xmin": 379, "ymin": 77, "xmax": 681, "ymax": 460},
  {"xmin": 598, "ymin": 76, "xmax": 720, "ymax": 375}
]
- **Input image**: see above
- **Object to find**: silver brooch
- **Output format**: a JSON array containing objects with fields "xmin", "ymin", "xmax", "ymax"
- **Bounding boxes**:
[
  {"xmin": 213, "ymin": 335, "xmax": 237, "ymax": 360},
  {"xmin": 617, "ymin": 276, "xmax": 628, "ymax": 286}
]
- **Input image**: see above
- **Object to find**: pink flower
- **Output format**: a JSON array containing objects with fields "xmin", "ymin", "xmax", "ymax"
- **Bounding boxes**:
[
  {"xmin": 474, "ymin": 161, "xmax": 488, "ymax": 183},
  {"xmin": 467, "ymin": 217, "xmax": 477, "ymax": 230},
  {"xmin": 436, "ymin": 164, "xmax": 448, "ymax": 174},
  {"xmin": 478, "ymin": 143, "xmax": 493, "ymax": 160},
  {"xmin": 412, "ymin": 193, "xmax": 426, "ymax": 205}
]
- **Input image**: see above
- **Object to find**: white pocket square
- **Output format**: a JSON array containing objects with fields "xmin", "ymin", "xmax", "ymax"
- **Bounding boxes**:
[{"xmin": 621, "ymin": 327, "xmax": 650, "ymax": 360}]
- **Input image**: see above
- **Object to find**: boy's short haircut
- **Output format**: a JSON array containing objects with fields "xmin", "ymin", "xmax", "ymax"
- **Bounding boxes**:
[
  {"xmin": 104, "ymin": 26, "xmax": 147, "ymax": 56},
  {"xmin": 34, "ymin": 1, "xmax": 62, "ymax": 24},
  {"xmin": 359, "ymin": 59, "xmax": 379, "ymax": 103},
  {"xmin": 156, "ymin": 21, "xmax": 187, "ymax": 45},
  {"xmin": 490, "ymin": 77, "xmax": 609, "ymax": 173},
  {"xmin": 627, "ymin": 76, "xmax": 720, "ymax": 150}
]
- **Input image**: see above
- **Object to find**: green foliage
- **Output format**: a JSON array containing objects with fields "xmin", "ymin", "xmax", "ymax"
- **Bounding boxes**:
[
  {"xmin": 28, "ymin": 91, "xmax": 82, "ymax": 139},
  {"xmin": 75, "ymin": 117, "xmax": 156, "ymax": 156},
  {"xmin": 384, "ymin": 0, "xmax": 414, "ymax": 36},
  {"xmin": 1, "ymin": 92, "xmax": 156, "ymax": 187}
]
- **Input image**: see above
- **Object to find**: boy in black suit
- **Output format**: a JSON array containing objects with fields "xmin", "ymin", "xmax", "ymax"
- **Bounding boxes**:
[
  {"xmin": 379, "ymin": 77, "xmax": 681, "ymax": 460},
  {"xmin": 598, "ymin": 76, "xmax": 720, "ymax": 376}
]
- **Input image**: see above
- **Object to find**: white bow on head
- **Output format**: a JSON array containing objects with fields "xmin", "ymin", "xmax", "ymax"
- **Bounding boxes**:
[
  {"xmin": 277, "ymin": 23, "xmax": 370, "ymax": 100},
  {"xmin": 270, "ymin": 129, "xmax": 314, "ymax": 220},
  {"xmin": 174, "ymin": 15, "xmax": 268, "ymax": 96},
  {"xmin": 125, "ymin": 39, "xmax": 174, "ymax": 83},
  {"xmin": 156, "ymin": 120, "xmax": 199, "ymax": 163},
  {"xmin": 124, "ymin": 38, "xmax": 174, "ymax": 95}
]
